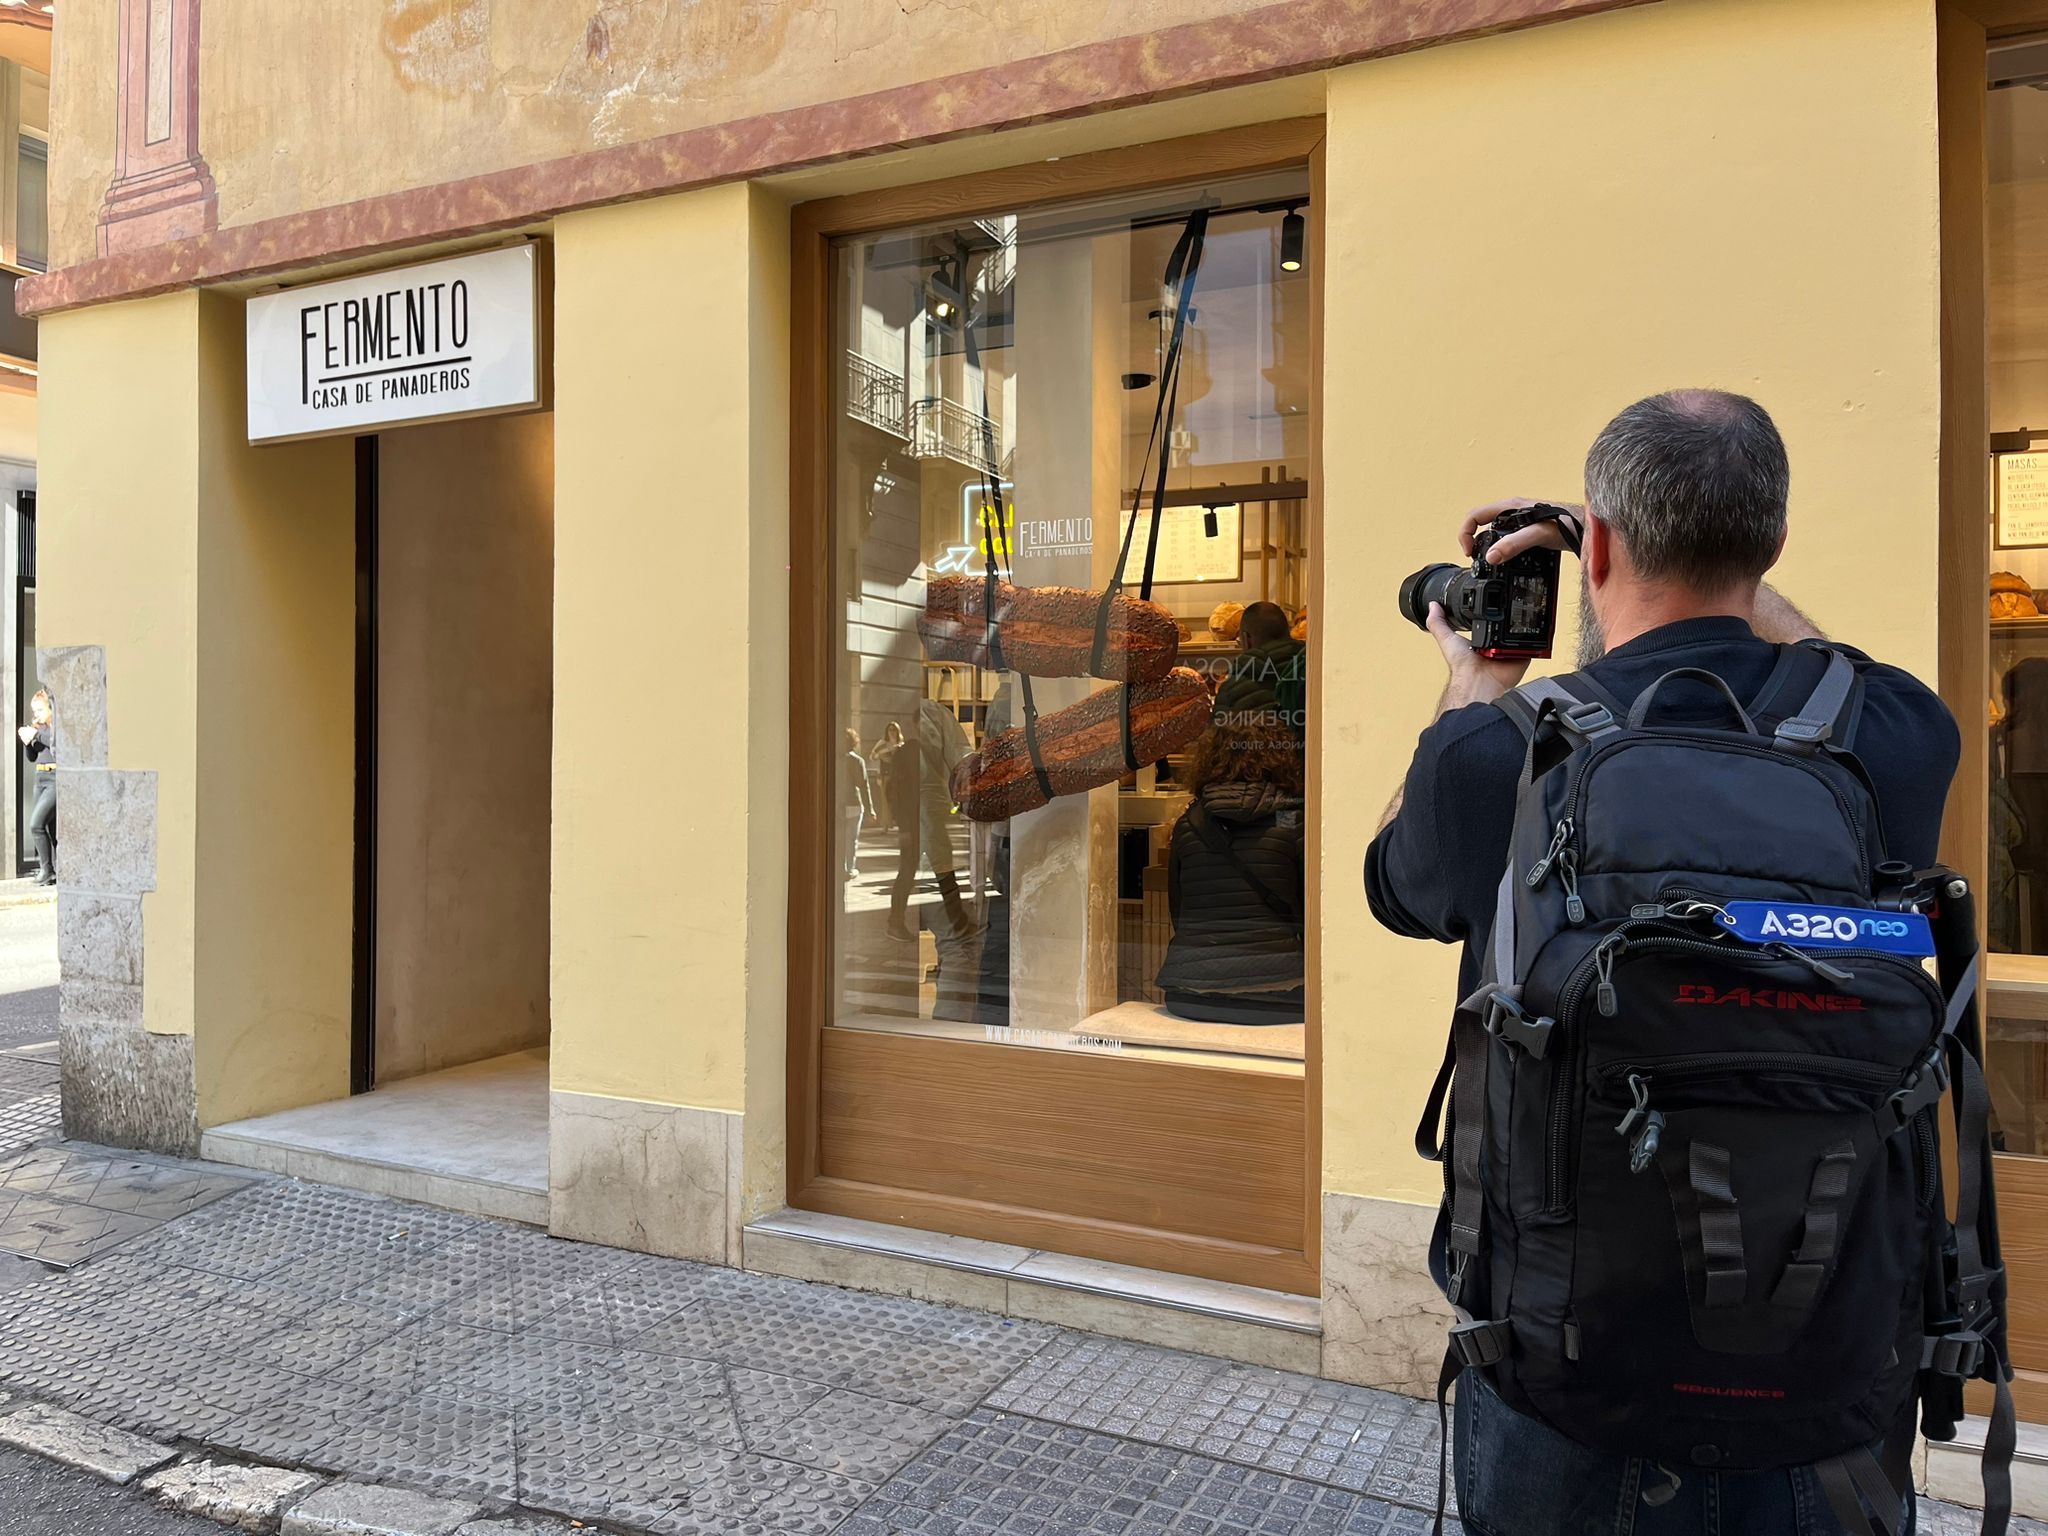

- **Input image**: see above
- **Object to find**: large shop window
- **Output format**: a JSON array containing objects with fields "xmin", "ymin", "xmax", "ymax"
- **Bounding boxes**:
[
  {"xmin": 1989, "ymin": 76, "xmax": 2048, "ymax": 1155},
  {"xmin": 829, "ymin": 174, "xmax": 1313, "ymax": 1074}
]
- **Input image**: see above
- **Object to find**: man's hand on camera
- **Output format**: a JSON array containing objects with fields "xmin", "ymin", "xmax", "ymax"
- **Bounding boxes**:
[
  {"xmin": 1459, "ymin": 496, "xmax": 1586, "ymax": 564},
  {"xmin": 1426, "ymin": 601, "xmax": 1530, "ymax": 706}
]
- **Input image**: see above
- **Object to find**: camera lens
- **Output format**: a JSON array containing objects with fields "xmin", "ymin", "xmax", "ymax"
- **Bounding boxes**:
[{"xmin": 1399, "ymin": 563, "xmax": 1464, "ymax": 632}]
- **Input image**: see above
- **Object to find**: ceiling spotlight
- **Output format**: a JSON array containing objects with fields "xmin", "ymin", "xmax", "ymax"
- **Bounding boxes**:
[
  {"xmin": 1279, "ymin": 206, "xmax": 1305, "ymax": 274},
  {"xmin": 928, "ymin": 256, "xmax": 960, "ymax": 321},
  {"xmin": 1122, "ymin": 372, "xmax": 1157, "ymax": 391},
  {"xmin": 1203, "ymin": 504, "xmax": 1220, "ymax": 538}
]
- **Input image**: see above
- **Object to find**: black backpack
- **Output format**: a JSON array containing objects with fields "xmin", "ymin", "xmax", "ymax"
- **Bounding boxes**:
[{"xmin": 1417, "ymin": 643, "xmax": 2015, "ymax": 1535}]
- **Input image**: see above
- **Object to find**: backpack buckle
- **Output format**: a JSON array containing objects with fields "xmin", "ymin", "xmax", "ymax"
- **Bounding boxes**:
[
  {"xmin": 1885, "ymin": 1045, "xmax": 1951, "ymax": 1132},
  {"xmin": 1774, "ymin": 717, "xmax": 1832, "ymax": 753},
  {"xmin": 1560, "ymin": 700, "xmax": 1616, "ymax": 737},
  {"xmin": 1482, "ymin": 992, "xmax": 1556, "ymax": 1060},
  {"xmin": 1922, "ymin": 1331, "xmax": 1988, "ymax": 1380},
  {"xmin": 1448, "ymin": 1317, "xmax": 1512, "ymax": 1370}
]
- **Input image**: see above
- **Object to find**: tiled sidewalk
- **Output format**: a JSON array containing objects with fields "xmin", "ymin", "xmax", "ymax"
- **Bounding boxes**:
[{"xmin": 0, "ymin": 1134, "xmax": 2021, "ymax": 1535}]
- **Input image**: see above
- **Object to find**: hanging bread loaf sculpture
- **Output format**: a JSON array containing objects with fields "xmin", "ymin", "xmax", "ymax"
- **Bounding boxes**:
[
  {"xmin": 950, "ymin": 669, "xmax": 1212, "ymax": 822},
  {"xmin": 920, "ymin": 575, "xmax": 1181, "ymax": 682}
]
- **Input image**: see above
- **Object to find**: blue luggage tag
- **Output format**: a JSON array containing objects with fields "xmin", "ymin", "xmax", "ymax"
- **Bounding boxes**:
[{"xmin": 1716, "ymin": 901, "xmax": 1934, "ymax": 957}]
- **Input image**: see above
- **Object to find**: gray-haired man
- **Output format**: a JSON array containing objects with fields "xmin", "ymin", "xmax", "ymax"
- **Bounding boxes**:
[{"xmin": 1366, "ymin": 390, "xmax": 1959, "ymax": 1535}]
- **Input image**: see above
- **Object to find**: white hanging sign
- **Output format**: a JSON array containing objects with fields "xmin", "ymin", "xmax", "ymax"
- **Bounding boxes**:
[{"xmin": 245, "ymin": 243, "xmax": 541, "ymax": 444}]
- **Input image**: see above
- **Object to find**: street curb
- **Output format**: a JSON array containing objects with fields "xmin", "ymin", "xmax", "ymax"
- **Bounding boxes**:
[
  {"xmin": 144, "ymin": 1457, "xmax": 327, "ymax": 1533},
  {"xmin": 0, "ymin": 1400, "xmax": 175, "ymax": 1484}
]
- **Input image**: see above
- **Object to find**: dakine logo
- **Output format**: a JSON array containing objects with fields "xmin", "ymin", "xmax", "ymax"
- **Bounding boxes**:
[
  {"xmin": 1674, "ymin": 984, "xmax": 1864, "ymax": 1012},
  {"xmin": 1672, "ymin": 1382, "xmax": 1787, "ymax": 1401}
]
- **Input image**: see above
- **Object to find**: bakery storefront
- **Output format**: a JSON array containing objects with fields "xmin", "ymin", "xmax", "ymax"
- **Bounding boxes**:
[
  {"xmin": 793, "ymin": 157, "xmax": 1321, "ymax": 1292},
  {"xmin": 26, "ymin": 0, "xmax": 2047, "ymax": 1509}
]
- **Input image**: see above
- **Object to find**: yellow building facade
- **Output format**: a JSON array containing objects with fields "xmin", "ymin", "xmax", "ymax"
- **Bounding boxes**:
[{"xmin": 24, "ymin": 0, "xmax": 2042, "ymax": 1462}]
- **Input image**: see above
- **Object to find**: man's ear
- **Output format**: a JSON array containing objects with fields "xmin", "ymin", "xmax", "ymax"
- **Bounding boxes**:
[{"xmin": 1584, "ymin": 513, "xmax": 1613, "ymax": 589}]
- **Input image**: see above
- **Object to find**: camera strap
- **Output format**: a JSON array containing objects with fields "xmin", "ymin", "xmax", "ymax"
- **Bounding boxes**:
[
  {"xmin": 1095, "ymin": 208, "xmax": 1209, "ymax": 769},
  {"xmin": 962, "ymin": 283, "xmax": 1054, "ymax": 803}
]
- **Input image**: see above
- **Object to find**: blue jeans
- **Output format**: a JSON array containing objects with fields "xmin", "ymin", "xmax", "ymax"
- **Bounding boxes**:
[{"xmin": 1455, "ymin": 1371, "xmax": 1916, "ymax": 1536}]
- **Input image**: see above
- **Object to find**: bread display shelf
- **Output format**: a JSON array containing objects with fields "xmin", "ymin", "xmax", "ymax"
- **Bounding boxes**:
[{"xmin": 1994, "ymin": 616, "xmax": 2048, "ymax": 634}]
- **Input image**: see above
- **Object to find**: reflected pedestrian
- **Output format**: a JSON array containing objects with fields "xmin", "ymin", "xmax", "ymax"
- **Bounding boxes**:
[{"xmin": 18, "ymin": 689, "xmax": 54, "ymax": 887}]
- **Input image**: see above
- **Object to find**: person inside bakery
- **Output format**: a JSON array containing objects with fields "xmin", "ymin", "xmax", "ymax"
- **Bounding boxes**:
[
  {"xmin": 1213, "ymin": 600, "xmax": 1307, "ymax": 736},
  {"xmin": 1153, "ymin": 716, "xmax": 1306, "ymax": 1024}
]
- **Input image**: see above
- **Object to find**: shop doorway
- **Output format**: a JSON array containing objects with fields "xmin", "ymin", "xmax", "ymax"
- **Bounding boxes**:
[
  {"xmin": 206, "ymin": 412, "xmax": 555, "ymax": 1219},
  {"xmin": 790, "ymin": 124, "xmax": 1323, "ymax": 1295}
]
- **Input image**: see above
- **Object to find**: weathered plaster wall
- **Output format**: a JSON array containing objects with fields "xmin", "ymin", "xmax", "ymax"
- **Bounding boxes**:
[
  {"xmin": 376, "ymin": 410, "xmax": 555, "ymax": 1083},
  {"xmin": 50, "ymin": 0, "xmax": 1287, "ymax": 270}
]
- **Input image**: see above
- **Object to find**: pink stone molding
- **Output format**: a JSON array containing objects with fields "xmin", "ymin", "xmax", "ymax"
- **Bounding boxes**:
[
  {"xmin": 30, "ymin": 0, "xmax": 1650, "ymax": 315},
  {"xmin": 98, "ymin": 0, "xmax": 216, "ymax": 256}
]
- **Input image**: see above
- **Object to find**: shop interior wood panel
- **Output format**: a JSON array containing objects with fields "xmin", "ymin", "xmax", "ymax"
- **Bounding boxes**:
[{"xmin": 815, "ymin": 1029, "xmax": 1309, "ymax": 1270}]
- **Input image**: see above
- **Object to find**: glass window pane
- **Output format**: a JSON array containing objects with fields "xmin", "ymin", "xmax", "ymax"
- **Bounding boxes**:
[{"xmin": 830, "ymin": 173, "xmax": 1312, "ymax": 1073}]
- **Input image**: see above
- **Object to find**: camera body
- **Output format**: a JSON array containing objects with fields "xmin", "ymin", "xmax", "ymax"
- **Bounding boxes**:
[{"xmin": 1398, "ymin": 505, "xmax": 1569, "ymax": 660}]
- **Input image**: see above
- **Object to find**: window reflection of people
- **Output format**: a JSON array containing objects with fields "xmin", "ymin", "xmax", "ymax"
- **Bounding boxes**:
[
  {"xmin": 842, "ymin": 728, "xmax": 874, "ymax": 881},
  {"xmin": 886, "ymin": 700, "xmax": 973, "ymax": 942},
  {"xmin": 1213, "ymin": 600, "xmax": 1306, "ymax": 733},
  {"xmin": 870, "ymin": 721, "xmax": 905, "ymax": 830},
  {"xmin": 1155, "ymin": 719, "xmax": 1304, "ymax": 1024},
  {"xmin": 18, "ymin": 689, "xmax": 55, "ymax": 888}
]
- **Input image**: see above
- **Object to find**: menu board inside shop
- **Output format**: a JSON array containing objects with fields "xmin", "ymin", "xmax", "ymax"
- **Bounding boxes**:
[
  {"xmin": 1117, "ymin": 504, "xmax": 1244, "ymax": 585},
  {"xmin": 1998, "ymin": 449, "xmax": 2048, "ymax": 549}
]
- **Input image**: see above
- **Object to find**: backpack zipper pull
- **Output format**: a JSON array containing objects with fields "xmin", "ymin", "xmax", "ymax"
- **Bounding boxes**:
[
  {"xmin": 1593, "ymin": 934, "xmax": 1624, "ymax": 1017},
  {"xmin": 1615, "ymin": 1073, "xmax": 1663, "ymax": 1174},
  {"xmin": 1768, "ymin": 943, "xmax": 1855, "ymax": 985},
  {"xmin": 1525, "ymin": 819, "xmax": 1573, "ymax": 889},
  {"xmin": 1559, "ymin": 851, "xmax": 1585, "ymax": 925}
]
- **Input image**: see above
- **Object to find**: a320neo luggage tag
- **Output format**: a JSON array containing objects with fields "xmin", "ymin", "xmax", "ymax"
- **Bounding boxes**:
[{"xmin": 1716, "ymin": 900, "xmax": 1935, "ymax": 957}]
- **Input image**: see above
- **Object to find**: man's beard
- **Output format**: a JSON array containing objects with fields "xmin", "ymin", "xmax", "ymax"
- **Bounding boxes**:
[{"xmin": 1575, "ymin": 565, "xmax": 1606, "ymax": 669}]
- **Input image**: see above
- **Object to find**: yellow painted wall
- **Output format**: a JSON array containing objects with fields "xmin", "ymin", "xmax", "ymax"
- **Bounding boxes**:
[
  {"xmin": 1320, "ymin": 0, "xmax": 1943, "ymax": 1202},
  {"xmin": 551, "ymin": 183, "xmax": 790, "ymax": 1181},
  {"xmin": 50, "ymin": 0, "xmax": 1281, "ymax": 271},
  {"xmin": 39, "ymin": 294, "xmax": 202, "ymax": 1038},
  {"xmin": 36, "ymin": 291, "xmax": 353, "ymax": 1120},
  {"xmin": 0, "ymin": 389, "xmax": 37, "ymax": 465}
]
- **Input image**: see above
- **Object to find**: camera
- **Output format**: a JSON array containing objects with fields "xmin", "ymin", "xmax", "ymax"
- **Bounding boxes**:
[{"xmin": 1398, "ymin": 504, "xmax": 1573, "ymax": 660}]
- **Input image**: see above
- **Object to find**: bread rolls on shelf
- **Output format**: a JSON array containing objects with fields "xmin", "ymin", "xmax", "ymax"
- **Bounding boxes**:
[
  {"xmin": 949, "ymin": 668, "xmax": 1212, "ymax": 822},
  {"xmin": 919, "ymin": 575, "xmax": 1180, "ymax": 682}
]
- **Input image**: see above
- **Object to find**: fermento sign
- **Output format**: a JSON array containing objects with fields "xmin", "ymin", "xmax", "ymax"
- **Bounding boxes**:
[{"xmin": 246, "ymin": 244, "xmax": 540, "ymax": 444}]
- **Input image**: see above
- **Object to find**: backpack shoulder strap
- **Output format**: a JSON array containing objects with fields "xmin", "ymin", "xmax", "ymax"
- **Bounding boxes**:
[
  {"xmin": 1494, "ymin": 673, "xmax": 1625, "ymax": 745},
  {"xmin": 1773, "ymin": 642, "xmax": 1863, "ymax": 754},
  {"xmin": 1184, "ymin": 800, "xmax": 1303, "ymax": 928}
]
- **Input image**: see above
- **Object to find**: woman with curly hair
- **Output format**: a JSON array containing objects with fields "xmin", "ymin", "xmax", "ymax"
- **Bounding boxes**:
[{"xmin": 1154, "ymin": 718, "xmax": 1305, "ymax": 1024}]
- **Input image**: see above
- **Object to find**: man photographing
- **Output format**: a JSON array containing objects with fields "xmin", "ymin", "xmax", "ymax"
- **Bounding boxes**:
[{"xmin": 1365, "ymin": 390, "xmax": 1962, "ymax": 1534}]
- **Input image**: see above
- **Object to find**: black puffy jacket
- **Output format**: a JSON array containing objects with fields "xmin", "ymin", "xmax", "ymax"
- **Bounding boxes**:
[{"xmin": 1154, "ymin": 782, "xmax": 1305, "ymax": 1003}]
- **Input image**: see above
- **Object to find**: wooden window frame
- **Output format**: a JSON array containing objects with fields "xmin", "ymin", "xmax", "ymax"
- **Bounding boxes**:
[{"xmin": 786, "ymin": 117, "xmax": 1327, "ymax": 1294}]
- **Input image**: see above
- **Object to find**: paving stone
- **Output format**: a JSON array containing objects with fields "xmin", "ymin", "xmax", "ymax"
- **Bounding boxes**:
[
  {"xmin": 452, "ymin": 1520, "xmax": 586, "ymax": 1536},
  {"xmin": 0, "ymin": 1094, "xmax": 59, "ymax": 1154},
  {"xmin": 655, "ymin": 1445, "xmax": 874, "ymax": 1536},
  {"xmin": 844, "ymin": 1410, "xmax": 1434, "ymax": 1536},
  {"xmin": 310, "ymin": 1389, "xmax": 519, "ymax": 1504},
  {"xmin": 143, "ymin": 1456, "xmax": 326, "ymax": 1532},
  {"xmin": 282, "ymin": 1480, "xmax": 481, "ymax": 1536},
  {"xmin": 987, "ymin": 1330, "xmax": 1440, "ymax": 1499},
  {"xmin": 208, "ymin": 1376, "xmax": 401, "ymax": 1467},
  {"xmin": 0, "ymin": 1147, "xmax": 248, "ymax": 1219},
  {"xmin": 0, "ymin": 1399, "xmax": 173, "ymax": 1483},
  {"xmin": 327, "ymin": 1318, "xmax": 503, "ymax": 1396},
  {"xmin": 739, "ymin": 1386, "xmax": 953, "ymax": 1482},
  {"xmin": 0, "ymin": 1190, "xmax": 160, "ymax": 1266},
  {"xmin": 516, "ymin": 1418, "xmax": 704, "ymax": 1528}
]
